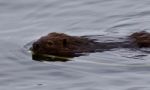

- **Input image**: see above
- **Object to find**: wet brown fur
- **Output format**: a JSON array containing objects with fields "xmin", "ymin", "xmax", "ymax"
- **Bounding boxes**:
[{"xmin": 31, "ymin": 31, "xmax": 150, "ymax": 57}]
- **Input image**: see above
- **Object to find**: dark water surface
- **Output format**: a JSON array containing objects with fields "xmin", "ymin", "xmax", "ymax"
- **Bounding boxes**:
[{"xmin": 1, "ymin": 0, "xmax": 150, "ymax": 90}]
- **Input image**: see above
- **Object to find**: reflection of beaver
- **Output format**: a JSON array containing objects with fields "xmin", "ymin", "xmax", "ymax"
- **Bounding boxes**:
[{"xmin": 31, "ymin": 31, "xmax": 150, "ymax": 58}]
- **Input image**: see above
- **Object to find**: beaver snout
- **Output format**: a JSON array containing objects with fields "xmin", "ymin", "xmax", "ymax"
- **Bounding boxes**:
[{"xmin": 32, "ymin": 42, "xmax": 40, "ymax": 51}]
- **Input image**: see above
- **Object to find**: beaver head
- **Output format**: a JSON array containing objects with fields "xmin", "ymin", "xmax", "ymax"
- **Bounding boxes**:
[{"xmin": 31, "ymin": 32, "xmax": 95, "ymax": 57}]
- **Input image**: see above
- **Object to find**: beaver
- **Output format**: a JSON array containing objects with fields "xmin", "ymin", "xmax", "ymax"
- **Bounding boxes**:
[{"xmin": 31, "ymin": 31, "xmax": 150, "ymax": 60}]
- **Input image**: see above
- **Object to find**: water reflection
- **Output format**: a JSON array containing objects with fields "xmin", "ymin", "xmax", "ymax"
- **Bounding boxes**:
[{"xmin": 32, "ymin": 54, "xmax": 71, "ymax": 62}]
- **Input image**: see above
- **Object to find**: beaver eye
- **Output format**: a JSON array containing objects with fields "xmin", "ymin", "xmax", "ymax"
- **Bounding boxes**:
[{"xmin": 47, "ymin": 40, "xmax": 53, "ymax": 47}]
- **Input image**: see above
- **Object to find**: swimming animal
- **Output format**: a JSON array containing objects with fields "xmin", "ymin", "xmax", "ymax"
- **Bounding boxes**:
[{"xmin": 31, "ymin": 31, "xmax": 150, "ymax": 60}]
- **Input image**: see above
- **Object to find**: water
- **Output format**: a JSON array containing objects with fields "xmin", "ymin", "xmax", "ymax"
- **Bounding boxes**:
[{"xmin": 1, "ymin": 0, "xmax": 150, "ymax": 90}]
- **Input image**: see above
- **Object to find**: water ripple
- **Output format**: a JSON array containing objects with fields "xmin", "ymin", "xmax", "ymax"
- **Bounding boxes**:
[{"xmin": 1, "ymin": 0, "xmax": 150, "ymax": 90}]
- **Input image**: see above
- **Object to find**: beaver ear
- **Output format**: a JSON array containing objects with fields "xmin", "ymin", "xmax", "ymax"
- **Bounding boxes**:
[{"xmin": 63, "ymin": 39, "xmax": 67, "ymax": 48}]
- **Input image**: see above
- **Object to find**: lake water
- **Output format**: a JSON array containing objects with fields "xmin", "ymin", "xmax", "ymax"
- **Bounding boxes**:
[{"xmin": 1, "ymin": 0, "xmax": 150, "ymax": 90}]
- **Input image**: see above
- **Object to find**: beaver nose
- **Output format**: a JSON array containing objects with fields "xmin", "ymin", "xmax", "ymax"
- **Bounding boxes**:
[{"xmin": 33, "ymin": 43, "xmax": 40, "ymax": 50}]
